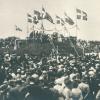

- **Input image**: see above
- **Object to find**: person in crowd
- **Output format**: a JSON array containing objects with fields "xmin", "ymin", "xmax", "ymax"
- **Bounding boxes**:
[{"xmin": 0, "ymin": 52, "xmax": 99, "ymax": 100}]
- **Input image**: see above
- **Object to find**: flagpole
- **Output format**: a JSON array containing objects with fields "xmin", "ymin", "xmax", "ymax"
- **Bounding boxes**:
[
  {"xmin": 64, "ymin": 26, "xmax": 79, "ymax": 57},
  {"xmin": 27, "ymin": 14, "xmax": 29, "ymax": 40},
  {"xmin": 75, "ymin": 8, "xmax": 78, "ymax": 40},
  {"xmin": 14, "ymin": 25, "xmax": 16, "ymax": 38},
  {"xmin": 14, "ymin": 25, "xmax": 17, "ymax": 50}
]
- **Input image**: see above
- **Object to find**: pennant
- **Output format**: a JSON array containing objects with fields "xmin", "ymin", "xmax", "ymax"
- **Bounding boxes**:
[
  {"xmin": 15, "ymin": 25, "xmax": 22, "ymax": 31},
  {"xmin": 64, "ymin": 13, "xmax": 74, "ymax": 25},
  {"xmin": 27, "ymin": 13, "xmax": 32, "ymax": 17}
]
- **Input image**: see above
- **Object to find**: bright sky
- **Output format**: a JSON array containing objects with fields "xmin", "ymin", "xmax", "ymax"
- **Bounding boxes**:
[{"xmin": 0, "ymin": 0, "xmax": 100, "ymax": 40}]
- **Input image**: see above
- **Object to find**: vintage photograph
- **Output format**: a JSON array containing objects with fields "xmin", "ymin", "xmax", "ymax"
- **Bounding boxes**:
[{"xmin": 0, "ymin": 0, "xmax": 100, "ymax": 100}]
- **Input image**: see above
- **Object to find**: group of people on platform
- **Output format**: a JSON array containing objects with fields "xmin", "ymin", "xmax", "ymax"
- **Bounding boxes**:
[
  {"xmin": 0, "ymin": 52, "xmax": 100, "ymax": 100},
  {"xmin": 29, "ymin": 31, "xmax": 62, "ymax": 43}
]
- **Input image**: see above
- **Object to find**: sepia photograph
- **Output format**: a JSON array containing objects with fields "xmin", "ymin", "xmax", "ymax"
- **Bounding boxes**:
[{"xmin": 0, "ymin": 0, "xmax": 100, "ymax": 100}]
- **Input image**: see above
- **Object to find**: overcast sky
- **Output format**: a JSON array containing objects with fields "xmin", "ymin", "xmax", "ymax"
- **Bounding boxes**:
[{"xmin": 0, "ymin": 0, "xmax": 100, "ymax": 40}]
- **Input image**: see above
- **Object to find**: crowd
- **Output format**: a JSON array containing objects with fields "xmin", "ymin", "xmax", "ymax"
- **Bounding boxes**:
[{"xmin": 0, "ymin": 52, "xmax": 100, "ymax": 100}]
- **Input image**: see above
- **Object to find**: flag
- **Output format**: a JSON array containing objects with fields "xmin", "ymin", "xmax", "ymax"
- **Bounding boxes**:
[
  {"xmin": 76, "ymin": 8, "xmax": 81, "ymax": 19},
  {"xmin": 33, "ymin": 10, "xmax": 42, "ymax": 24},
  {"xmin": 34, "ymin": 10, "xmax": 41, "ymax": 20},
  {"xmin": 15, "ymin": 25, "xmax": 22, "ymax": 31},
  {"xmin": 77, "ymin": 15, "xmax": 81, "ymax": 19},
  {"xmin": 41, "ymin": 7, "xmax": 54, "ymax": 24},
  {"xmin": 76, "ymin": 8, "xmax": 81, "ymax": 13},
  {"xmin": 27, "ymin": 13, "xmax": 33, "ymax": 23},
  {"xmin": 27, "ymin": 18, "xmax": 32, "ymax": 23},
  {"xmin": 76, "ymin": 8, "xmax": 87, "ymax": 21},
  {"xmin": 56, "ymin": 15, "xmax": 65, "ymax": 26},
  {"xmin": 64, "ymin": 13, "xmax": 74, "ymax": 25},
  {"xmin": 27, "ymin": 13, "xmax": 32, "ymax": 17},
  {"xmin": 45, "ymin": 12, "xmax": 54, "ymax": 23},
  {"xmin": 41, "ymin": 7, "xmax": 47, "ymax": 19},
  {"xmin": 82, "ymin": 11, "xmax": 87, "ymax": 20}
]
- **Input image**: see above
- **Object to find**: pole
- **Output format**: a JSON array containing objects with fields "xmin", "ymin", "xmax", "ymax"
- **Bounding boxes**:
[
  {"xmin": 75, "ymin": 8, "xmax": 78, "ymax": 39},
  {"xmin": 14, "ymin": 25, "xmax": 17, "ymax": 51},
  {"xmin": 64, "ymin": 26, "xmax": 79, "ymax": 57},
  {"xmin": 26, "ymin": 14, "xmax": 29, "ymax": 46},
  {"xmin": 27, "ymin": 17, "xmax": 29, "ymax": 39}
]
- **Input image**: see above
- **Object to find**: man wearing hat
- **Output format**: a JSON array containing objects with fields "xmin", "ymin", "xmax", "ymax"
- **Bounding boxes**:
[
  {"xmin": 78, "ymin": 77, "xmax": 90, "ymax": 100},
  {"xmin": 7, "ymin": 79, "xmax": 26, "ymax": 100},
  {"xmin": 88, "ymin": 67, "xmax": 98, "ymax": 100},
  {"xmin": 71, "ymin": 82, "xmax": 83, "ymax": 100},
  {"xmin": 60, "ymin": 76, "xmax": 73, "ymax": 100}
]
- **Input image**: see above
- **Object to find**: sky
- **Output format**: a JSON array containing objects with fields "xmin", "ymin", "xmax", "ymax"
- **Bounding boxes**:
[{"xmin": 0, "ymin": 0, "xmax": 100, "ymax": 40}]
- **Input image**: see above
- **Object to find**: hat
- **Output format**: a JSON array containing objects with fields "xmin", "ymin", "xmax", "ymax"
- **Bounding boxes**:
[
  {"xmin": 95, "ymin": 63, "xmax": 100, "ymax": 69},
  {"xmin": 58, "ymin": 64, "xmax": 64, "ymax": 69},
  {"xmin": 17, "ymin": 68, "xmax": 21, "ymax": 73},
  {"xmin": 55, "ymin": 76, "xmax": 66, "ymax": 84},
  {"xmin": 88, "ymin": 71, "xmax": 95, "ymax": 77},
  {"xmin": 89, "ymin": 67, "xmax": 96, "ymax": 73},
  {"xmin": 32, "ymin": 74, "xmax": 39, "ymax": 79},
  {"xmin": 39, "ymin": 76, "xmax": 44, "ymax": 80},
  {"xmin": 21, "ymin": 70, "xmax": 25, "ymax": 74},
  {"xmin": 28, "ymin": 77, "xmax": 35, "ymax": 84},
  {"xmin": 63, "ymin": 56, "xmax": 66, "ymax": 60},
  {"xmin": 11, "ymin": 73, "xmax": 16, "ymax": 79},
  {"xmin": 5, "ymin": 54, "xmax": 9, "ymax": 57},
  {"xmin": 42, "ymin": 70, "xmax": 47, "ymax": 74},
  {"xmin": 49, "ymin": 66, "xmax": 53, "ymax": 70},
  {"xmin": 3, "ymin": 80, "xmax": 8, "ymax": 84},
  {"xmin": 29, "ymin": 81, "xmax": 35, "ymax": 85},
  {"xmin": 60, "ymin": 59, "xmax": 64, "ymax": 62}
]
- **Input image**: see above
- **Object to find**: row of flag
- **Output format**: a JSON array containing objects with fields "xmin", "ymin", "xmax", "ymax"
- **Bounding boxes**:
[
  {"xmin": 27, "ymin": 7, "xmax": 87, "ymax": 25},
  {"xmin": 15, "ymin": 8, "xmax": 87, "ymax": 32}
]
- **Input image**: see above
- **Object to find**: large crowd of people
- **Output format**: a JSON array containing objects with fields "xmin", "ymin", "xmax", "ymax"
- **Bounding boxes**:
[{"xmin": 0, "ymin": 52, "xmax": 100, "ymax": 100}]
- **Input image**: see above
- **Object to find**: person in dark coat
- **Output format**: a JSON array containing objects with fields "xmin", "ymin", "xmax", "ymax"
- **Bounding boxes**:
[{"xmin": 7, "ymin": 80, "xmax": 27, "ymax": 100}]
